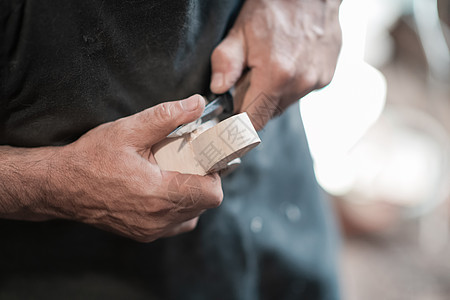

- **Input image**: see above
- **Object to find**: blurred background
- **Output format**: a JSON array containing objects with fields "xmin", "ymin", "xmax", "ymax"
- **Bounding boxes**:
[{"xmin": 300, "ymin": 0, "xmax": 450, "ymax": 299}]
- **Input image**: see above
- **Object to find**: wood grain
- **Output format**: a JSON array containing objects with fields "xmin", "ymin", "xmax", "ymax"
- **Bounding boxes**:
[{"xmin": 153, "ymin": 113, "xmax": 260, "ymax": 175}]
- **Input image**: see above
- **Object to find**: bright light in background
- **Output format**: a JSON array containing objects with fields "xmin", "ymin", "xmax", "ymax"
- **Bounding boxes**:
[
  {"xmin": 323, "ymin": 1, "xmax": 450, "ymax": 298},
  {"xmin": 300, "ymin": 0, "xmax": 450, "ymax": 212},
  {"xmin": 347, "ymin": 107, "xmax": 449, "ymax": 211},
  {"xmin": 300, "ymin": 0, "xmax": 387, "ymax": 196}
]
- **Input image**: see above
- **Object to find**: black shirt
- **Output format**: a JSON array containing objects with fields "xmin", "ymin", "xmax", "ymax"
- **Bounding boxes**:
[
  {"xmin": 0, "ymin": 1, "xmax": 340, "ymax": 299},
  {"xmin": 1, "ymin": 0, "xmax": 241, "ymax": 146}
]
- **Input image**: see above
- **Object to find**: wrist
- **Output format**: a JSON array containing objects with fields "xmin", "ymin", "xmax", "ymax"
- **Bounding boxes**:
[{"xmin": 0, "ymin": 145, "xmax": 63, "ymax": 220}]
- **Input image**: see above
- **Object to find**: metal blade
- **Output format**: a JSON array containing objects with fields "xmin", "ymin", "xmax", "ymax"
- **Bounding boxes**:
[{"xmin": 167, "ymin": 92, "xmax": 233, "ymax": 137}]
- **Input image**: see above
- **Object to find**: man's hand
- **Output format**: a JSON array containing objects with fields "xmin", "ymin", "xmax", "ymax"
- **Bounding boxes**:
[
  {"xmin": 0, "ymin": 95, "xmax": 223, "ymax": 242},
  {"xmin": 210, "ymin": 0, "xmax": 342, "ymax": 130}
]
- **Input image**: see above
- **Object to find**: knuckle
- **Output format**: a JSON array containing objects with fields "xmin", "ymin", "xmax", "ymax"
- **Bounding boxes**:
[
  {"xmin": 272, "ymin": 61, "xmax": 296, "ymax": 87},
  {"xmin": 300, "ymin": 71, "xmax": 319, "ymax": 90},
  {"xmin": 212, "ymin": 45, "xmax": 230, "ymax": 62},
  {"xmin": 318, "ymin": 72, "xmax": 334, "ymax": 89},
  {"xmin": 154, "ymin": 102, "xmax": 176, "ymax": 124},
  {"xmin": 185, "ymin": 220, "xmax": 198, "ymax": 232},
  {"xmin": 212, "ymin": 46, "xmax": 241, "ymax": 74},
  {"xmin": 209, "ymin": 187, "xmax": 224, "ymax": 208}
]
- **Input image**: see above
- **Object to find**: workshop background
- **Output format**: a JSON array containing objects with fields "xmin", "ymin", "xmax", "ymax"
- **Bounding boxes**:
[{"xmin": 300, "ymin": 0, "xmax": 450, "ymax": 299}]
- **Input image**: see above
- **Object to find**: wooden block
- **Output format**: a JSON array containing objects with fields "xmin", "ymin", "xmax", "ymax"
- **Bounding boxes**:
[{"xmin": 153, "ymin": 113, "xmax": 261, "ymax": 175}]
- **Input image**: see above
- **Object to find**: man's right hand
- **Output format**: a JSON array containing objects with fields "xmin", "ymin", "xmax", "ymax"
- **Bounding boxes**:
[{"xmin": 0, "ymin": 95, "xmax": 223, "ymax": 242}]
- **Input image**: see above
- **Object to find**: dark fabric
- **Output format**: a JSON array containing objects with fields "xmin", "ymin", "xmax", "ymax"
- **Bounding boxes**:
[
  {"xmin": 160, "ymin": 103, "xmax": 340, "ymax": 300},
  {"xmin": 0, "ymin": 0, "xmax": 240, "ymax": 146},
  {"xmin": 0, "ymin": 1, "xmax": 340, "ymax": 299}
]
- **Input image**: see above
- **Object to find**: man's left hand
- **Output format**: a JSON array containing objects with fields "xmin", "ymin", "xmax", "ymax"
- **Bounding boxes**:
[{"xmin": 210, "ymin": 0, "xmax": 342, "ymax": 130}]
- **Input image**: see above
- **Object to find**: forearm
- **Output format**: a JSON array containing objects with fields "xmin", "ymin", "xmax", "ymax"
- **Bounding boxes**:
[
  {"xmin": 0, "ymin": 145, "xmax": 58, "ymax": 220},
  {"xmin": 0, "ymin": 96, "xmax": 223, "ymax": 241}
]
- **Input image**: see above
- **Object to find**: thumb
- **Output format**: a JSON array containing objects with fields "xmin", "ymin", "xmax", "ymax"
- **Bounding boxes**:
[
  {"xmin": 210, "ymin": 31, "xmax": 246, "ymax": 94},
  {"xmin": 125, "ymin": 94, "xmax": 205, "ymax": 148}
]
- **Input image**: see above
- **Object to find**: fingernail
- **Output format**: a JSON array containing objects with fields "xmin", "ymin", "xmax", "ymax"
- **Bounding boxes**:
[
  {"xmin": 180, "ymin": 95, "xmax": 202, "ymax": 111},
  {"xmin": 210, "ymin": 73, "xmax": 224, "ymax": 91}
]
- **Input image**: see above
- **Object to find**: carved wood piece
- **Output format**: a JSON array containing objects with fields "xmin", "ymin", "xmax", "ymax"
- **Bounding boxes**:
[{"xmin": 153, "ymin": 113, "xmax": 261, "ymax": 175}]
